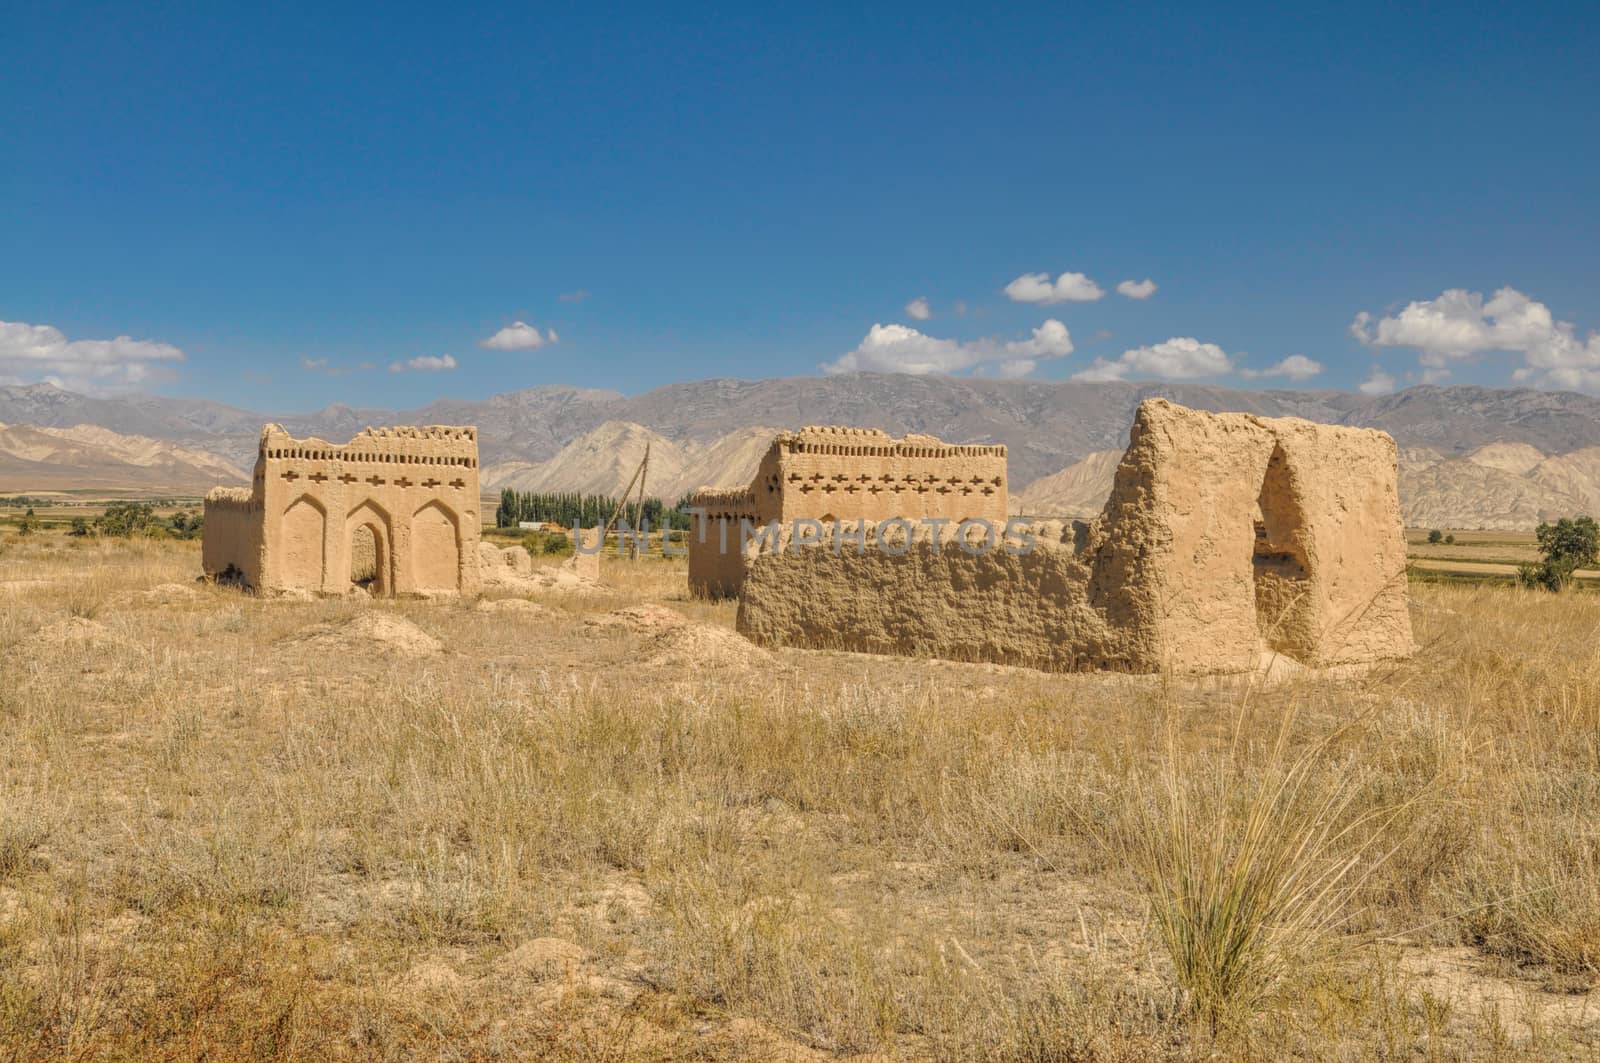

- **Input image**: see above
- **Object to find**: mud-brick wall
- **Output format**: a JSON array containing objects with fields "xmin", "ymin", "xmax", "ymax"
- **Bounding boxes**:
[
  {"xmin": 735, "ymin": 524, "xmax": 1137, "ymax": 672},
  {"xmin": 201, "ymin": 491, "xmax": 264, "ymax": 587}
]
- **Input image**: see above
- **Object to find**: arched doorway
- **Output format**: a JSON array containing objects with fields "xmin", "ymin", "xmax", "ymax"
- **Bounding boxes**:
[
  {"xmin": 346, "ymin": 500, "xmax": 393, "ymax": 595},
  {"xmin": 1252, "ymin": 444, "xmax": 1314, "ymax": 658},
  {"xmin": 350, "ymin": 523, "xmax": 384, "ymax": 593}
]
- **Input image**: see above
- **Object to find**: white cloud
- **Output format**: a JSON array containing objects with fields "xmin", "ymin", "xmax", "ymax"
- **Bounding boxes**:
[
  {"xmin": 480, "ymin": 321, "xmax": 557, "ymax": 350},
  {"xmin": 0, "ymin": 319, "xmax": 184, "ymax": 394},
  {"xmin": 1359, "ymin": 367, "xmax": 1396, "ymax": 396},
  {"xmin": 1116, "ymin": 278, "xmax": 1157, "ymax": 300},
  {"xmin": 1352, "ymin": 287, "xmax": 1600, "ymax": 390},
  {"xmin": 1240, "ymin": 354, "xmax": 1324, "ymax": 381},
  {"xmin": 821, "ymin": 319, "xmax": 1074, "ymax": 377},
  {"xmin": 389, "ymin": 354, "xmax": 457, "ymax": 373},
  {"xmin": 559, "ymin": 290, "xmax": 589, "ymax": 303},
  {"xmin": 1003, "ymin": 271, "xmax": 1104, "ymax": 304},
  {"xmin": 905, "ymin": 296, "xmax": 931, "ymax": 321},
  {"xmin": 1072, "ymin": 337, "xmax": 1233, "ymax": 382}
]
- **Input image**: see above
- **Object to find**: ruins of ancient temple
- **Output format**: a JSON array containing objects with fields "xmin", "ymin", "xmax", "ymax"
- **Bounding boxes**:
[
  {"xmin": 731, "ymin": 400, "xmax": 1415, "ymax": 674},
  {"xmin": 203, "ymin": 424, "xmax": 482, "ymax": 595},
  {"xmin": 687, "ymin": 426, "xmax": 1008, "ymax": 597}
]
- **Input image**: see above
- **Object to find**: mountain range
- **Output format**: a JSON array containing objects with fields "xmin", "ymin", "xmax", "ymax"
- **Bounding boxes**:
[{"xmin": 3, "ymin": 376, "xmax": 1600, "ymax": 528}]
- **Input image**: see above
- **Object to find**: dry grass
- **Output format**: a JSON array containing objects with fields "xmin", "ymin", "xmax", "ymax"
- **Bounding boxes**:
[{"xmin": 1, "ymin": 531, "xmax": 1600, "ymax": 1058}]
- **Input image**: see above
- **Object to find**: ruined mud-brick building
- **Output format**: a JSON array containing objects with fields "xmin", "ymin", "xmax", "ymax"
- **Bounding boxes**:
[
  {"xmin": 687, "ymin": 426, "xmax": 1008, "ymax": 598},
  {"xmin": 203, "ymin": 424, "xmax": 482, "ymax": 595},
  {"xmin": 733, "ymin": 400, "xmax": 1415, "ymax": 674}
]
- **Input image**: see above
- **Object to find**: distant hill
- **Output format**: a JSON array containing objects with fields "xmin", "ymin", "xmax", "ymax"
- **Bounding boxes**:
[
  {"xmin": 7, "ymin": 376, "xmax": 1600, "ymax": 527},
  {"xmin": 0, "ymin": 422, "xmax": 249, "ymax": 494},
  {"xmin": 482, "ymin": 421, "xmax": 774, "ymax": 503}
]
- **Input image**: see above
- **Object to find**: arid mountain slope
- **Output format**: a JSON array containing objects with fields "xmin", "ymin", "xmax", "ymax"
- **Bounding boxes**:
[
  {"xmin": 483, "ymin": 422, "xmax": 774, "ymax": 503},
  {"xmin": 1011, "ymin": 450, "xmax": 1123, "ymax": 516},
  {"xmin": 0, "ymin": 423, "xmax": 250, "ymax": 493}
]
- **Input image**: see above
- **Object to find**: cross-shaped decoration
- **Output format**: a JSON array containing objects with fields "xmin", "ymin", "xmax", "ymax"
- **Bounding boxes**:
[
  {"xmin": 395, "ymin": 477, "xmax": 413, "ymax": 488},
  {"xmin": 448, "ymin": 478, "xmax": 465, "ymax": 489},
  {"xmin": 421, "ymin": 478, "xmax": 440, "ymax": 488},
  {"xmin": 280, "ymin": 470, "xmax": 299, "ymax": 481},
  {"xmin": 308, "ymin": 472, "xmax": 328, "ymax": 483},
  {"xmin": 366, "ymin": 475, "xmax": 385, "ymax": 486},
  {"xmin": 338, "ymin": 473, "xmax": 358, "ymax": 484}
]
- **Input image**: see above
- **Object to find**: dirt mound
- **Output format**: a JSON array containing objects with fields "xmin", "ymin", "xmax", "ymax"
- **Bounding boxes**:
[
  {"xmin": 585, "ymin": 604, "xmax": 689, "ymax": 633},
  {"xmin": 642, "ymin": 623, "xmax": 773, "ymax": 670},
  {"xmin": 284, "ymin": 612, "xmax": 443, "ymax": 656},
  {"xmin": 475, "ymin": 598, "xmax": 558, "ymax": 620},
  {"xmin": 22, "ymin": 617, "xmax": 132, "ymax": 652}
]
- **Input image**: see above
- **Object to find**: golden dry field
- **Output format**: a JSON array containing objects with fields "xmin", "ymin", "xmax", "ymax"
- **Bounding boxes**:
[{"xmin": 4, "ymin": 531, "xmax": 1600, "ymax": 1059}]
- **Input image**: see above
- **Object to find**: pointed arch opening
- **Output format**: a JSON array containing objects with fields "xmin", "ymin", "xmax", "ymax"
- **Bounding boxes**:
[{"xmin": 1252, "ymin": 444, "xmax": 1315, "ymax": 659}]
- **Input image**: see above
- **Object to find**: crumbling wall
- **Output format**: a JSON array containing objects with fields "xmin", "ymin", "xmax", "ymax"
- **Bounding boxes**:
[
  {"xmin": 689, "ymin": 426, "xmax": 1009, "ymax": 598},
  {"xmin": 738, "ymin": 521, "xmax": 1132, "ymax": 670},
  {"xmin": 734, "ymin": 400, "xmax": 1414, "ymax": 675},
  {"xmin": 200, "ymin": 487, "xmax": 263, "ymax": 586}
]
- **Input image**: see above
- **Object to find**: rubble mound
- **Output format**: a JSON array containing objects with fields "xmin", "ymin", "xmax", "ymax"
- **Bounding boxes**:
[
  {"xmin": 284, "ymin": 612, "xmax": 443, "ymax": 656},
  {"xmin": 476, "ymin": 542, "xmax": 601, "ymax": 594},
  {"xmin": 23, "ymin": 617, "xmax": 132, "ymax": 652}
]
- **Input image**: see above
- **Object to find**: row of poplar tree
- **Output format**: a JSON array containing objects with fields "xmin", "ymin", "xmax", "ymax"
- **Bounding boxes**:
[{"xmin": 494, "ymin": 489, "xmax": 693, "ymax": 531}]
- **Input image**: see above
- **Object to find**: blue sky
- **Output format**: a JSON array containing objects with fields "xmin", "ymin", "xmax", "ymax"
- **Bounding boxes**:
[{"xmin": 2, "ymin": 2, "xmax": 1597, "ymax": 407}]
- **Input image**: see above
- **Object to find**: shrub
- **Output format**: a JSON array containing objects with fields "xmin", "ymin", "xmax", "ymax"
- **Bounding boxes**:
[
  {"xmin": 96, "ymin": 502, "xmax": 157, "ymax": 538},
  {"xmin": 1427, "ymin": 529, "xmax": 1443, "ymax": 544},
  {"xmin": 1518, "ymin": 516, "xmax": 1599, "ymax": 592}
]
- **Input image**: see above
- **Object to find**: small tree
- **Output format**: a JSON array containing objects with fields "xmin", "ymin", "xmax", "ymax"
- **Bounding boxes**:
[
  {"xmin": 68, "ymin": 517, "xmax": 91, "ymax": 537},
  {"xmin": 96, "ymin": 502, "xmax": 156, "ymax": 538},
  {"xmin": 1444, "ymin": 534, "xmax": 1455, "ymax": 545},
  {"xmin": 1427, "ymin": 529, "xmax": 1443, "ymax": 544},
  {"xmin": 1519, "ymin": 516, "xmax": 1600, "ymax": 592}
]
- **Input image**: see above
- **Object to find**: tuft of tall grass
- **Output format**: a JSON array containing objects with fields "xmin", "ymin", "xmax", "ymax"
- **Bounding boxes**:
[{"xmin": 1120, "ymin": 709, "xmax": 1413, "ymax": 1036}]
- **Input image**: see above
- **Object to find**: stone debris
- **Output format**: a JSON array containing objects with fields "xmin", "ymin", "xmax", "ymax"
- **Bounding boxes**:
[{"xmin": 477, "ymin": 542, "xmax": 601, "ymax": 594}]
